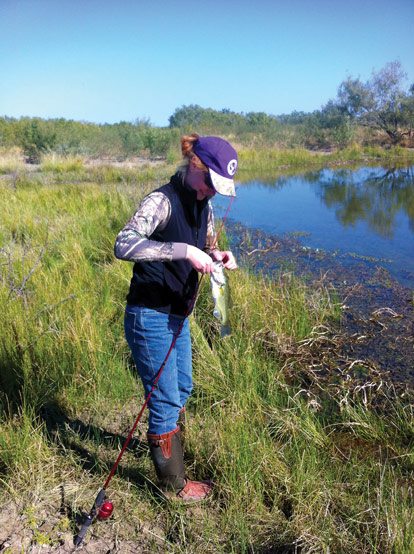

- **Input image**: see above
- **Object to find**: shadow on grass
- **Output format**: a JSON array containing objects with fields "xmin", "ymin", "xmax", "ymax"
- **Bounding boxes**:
[
  {"xmin": 255, "ymin": 544, "xmax": 303, "ymax": 554},
  {"xmin": 38, "ymin": 401, "xmax": 212, "ymax": 547},
  {"xmin": 39, "ymin": 400, "xmax": 151, "ymax": 488}
]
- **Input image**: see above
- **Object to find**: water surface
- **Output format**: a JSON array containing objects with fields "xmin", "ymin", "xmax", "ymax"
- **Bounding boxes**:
[{"xmin": 214, "ymin": 165, "xmax": 414, "ymax": 288}]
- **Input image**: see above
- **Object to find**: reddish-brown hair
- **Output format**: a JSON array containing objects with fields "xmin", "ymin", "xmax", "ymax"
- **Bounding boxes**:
[{"xmin": 180, "ymin": 133, "xmax": 208, "ymax": 171}]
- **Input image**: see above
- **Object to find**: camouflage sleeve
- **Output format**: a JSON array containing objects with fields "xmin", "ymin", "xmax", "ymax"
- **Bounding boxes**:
[
  {"xmin": 114, "ymin": 192, "xmax": 178, "ymax": 262},
  {"xmin": 204, "ymin": 201, "xmax": 219, "ymax": 254}
]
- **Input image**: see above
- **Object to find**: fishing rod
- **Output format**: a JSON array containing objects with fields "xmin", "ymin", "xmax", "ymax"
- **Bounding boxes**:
[{"xmin": 74, "ymin": 196, "xmax": 234, "ymax": 547}]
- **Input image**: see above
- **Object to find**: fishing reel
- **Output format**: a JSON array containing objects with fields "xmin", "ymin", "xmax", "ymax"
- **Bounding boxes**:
[
  {"xmin": 97, "ymin": 499, "xmax": 114, "ymax": 520},
  {"xmin": 74, "ymin": 491, "xmax": 114, "ymax": 547}
]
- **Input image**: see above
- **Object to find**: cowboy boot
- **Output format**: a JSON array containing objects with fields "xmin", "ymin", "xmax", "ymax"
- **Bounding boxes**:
[{"xmin": 147, "ymin": 426, "xmax": 212, "ymax": 502}]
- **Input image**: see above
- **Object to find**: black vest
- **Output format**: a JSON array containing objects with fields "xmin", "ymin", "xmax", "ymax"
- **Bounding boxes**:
[{"xmin": 126, "ymin": 173, "xmax": 209, "ymax": 317}]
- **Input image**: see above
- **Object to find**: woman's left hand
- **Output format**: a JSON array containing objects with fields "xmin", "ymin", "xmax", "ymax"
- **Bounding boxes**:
[{"xmin": 211, "ymin": 250, "xmax": 238, "ymax": 270}]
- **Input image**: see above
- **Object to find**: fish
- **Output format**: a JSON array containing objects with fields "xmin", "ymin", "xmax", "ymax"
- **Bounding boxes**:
[{"xmin": 210, "ymin": 261, "xmax": 231, "ymax": 337}]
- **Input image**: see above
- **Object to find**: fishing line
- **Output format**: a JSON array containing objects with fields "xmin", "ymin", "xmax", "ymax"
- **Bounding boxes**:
[{"xmin": 74, "ymin": 195, "xmax": 234, "ymax": 547}]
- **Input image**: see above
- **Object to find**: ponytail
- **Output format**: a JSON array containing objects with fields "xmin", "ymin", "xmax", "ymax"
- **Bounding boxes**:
[{"xmin": 180, "ymin": 133, "xmax": 208, "ymax": 171}]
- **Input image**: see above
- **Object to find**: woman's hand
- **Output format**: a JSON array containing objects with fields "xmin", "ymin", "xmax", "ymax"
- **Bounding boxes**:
[
  {"xmin": 210, "ymin": 250, "xmax": 238, "ymax": 270},
  {"xmin": 186, "ymin": 245, "xmax": 215, "ymax": 274}
]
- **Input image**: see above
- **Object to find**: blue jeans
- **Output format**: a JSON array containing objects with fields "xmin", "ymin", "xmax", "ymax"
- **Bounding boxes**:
[{"xmin": 124, "ymin": 305, "xmax": 193, "ymax": 435}]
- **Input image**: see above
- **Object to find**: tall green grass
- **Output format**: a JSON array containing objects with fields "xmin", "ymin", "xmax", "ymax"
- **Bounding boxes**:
[
  {"xmin": 40, "ymin": 153, "xmax": 85, "ymax": 173},
  {"xmin": 0, "ymin": 167, "xmax": 412, "ymax": 552},
  {"xmin": 238, "ymin": 145, "xmax": 414, "ymax": 175},
  {"xmin": 190, "ymin": 271, "xmax": 414, "ymax": 552}
]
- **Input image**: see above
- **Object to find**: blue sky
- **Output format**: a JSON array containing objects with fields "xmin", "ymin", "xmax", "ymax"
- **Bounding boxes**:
[{"xmin": 1, "ymin": 0, "xmax": 413, "ymax": 126}]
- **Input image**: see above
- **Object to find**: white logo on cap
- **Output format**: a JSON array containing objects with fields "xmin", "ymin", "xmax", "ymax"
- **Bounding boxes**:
[{"xmin": 227, "ymin": 159, "xmax": 237, "ymax": 176}]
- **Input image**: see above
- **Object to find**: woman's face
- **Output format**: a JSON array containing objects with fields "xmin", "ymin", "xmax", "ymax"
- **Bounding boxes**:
[{"xmin": 186, "ymin": 162, "xmax": 216, "ymax": 201}]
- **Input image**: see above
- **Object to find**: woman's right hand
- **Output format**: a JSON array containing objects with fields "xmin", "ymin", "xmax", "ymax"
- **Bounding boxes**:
[{"xmin": 186, "ymin": 245, "xmax": 214, "ymax": 274}]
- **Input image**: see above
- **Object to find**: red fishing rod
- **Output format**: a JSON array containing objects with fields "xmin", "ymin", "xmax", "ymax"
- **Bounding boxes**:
[{"xmin": 74, "ymin": 196, "xmax": 234, "ymax": 547}]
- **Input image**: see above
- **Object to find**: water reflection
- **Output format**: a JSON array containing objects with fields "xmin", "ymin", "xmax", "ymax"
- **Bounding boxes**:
[
  {"xmin": 214, "ymin": 164, "xmax": 414, "ymax": 287},
  {"xmin": 314, "ymin": 167, "xmax": 414, "ymax": 238}
]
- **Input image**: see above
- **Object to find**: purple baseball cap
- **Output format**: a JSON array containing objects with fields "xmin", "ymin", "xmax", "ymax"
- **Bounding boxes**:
[{"xmin": 193, "ymin": 136, "xmax": 238, "ymax": 196}]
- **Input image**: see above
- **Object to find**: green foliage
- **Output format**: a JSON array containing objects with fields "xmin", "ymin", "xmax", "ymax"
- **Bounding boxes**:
[
  {"xmin": 168, "ymin": 104, "xmax": 285, "ymax": 143},
  {"xmin": 141, "ymin": 127, "xmax": 180, "ymax": 157},
  {"xmin": 169, "ymin": 104, "xmax": 244, "ymax": 131},
  {"xmin": 17, "ymin": 118, "xmax": 57, "ymax": 163},
  {"xmin": 333, "ymin": 61, "xmax": 414, "ymax": 144},
  {"xmin": 0, "ymin": 117, "xmax": 181, "ymax": 161}
]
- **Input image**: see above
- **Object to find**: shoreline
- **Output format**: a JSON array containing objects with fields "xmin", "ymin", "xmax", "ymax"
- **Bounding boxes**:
[{"xmin": 225, "ymin": 220, "xmax": 414, "ymax": 388}]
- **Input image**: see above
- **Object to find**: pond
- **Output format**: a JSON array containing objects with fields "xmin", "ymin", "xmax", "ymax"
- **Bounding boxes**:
[{"xmin": 213, "ymin": 165, "xmax": 414, "ymax": 288}]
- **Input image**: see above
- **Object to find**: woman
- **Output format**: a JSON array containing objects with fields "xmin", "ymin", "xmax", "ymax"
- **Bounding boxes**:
[{"xmin": 114, "ymin": 134, "xmax": 238, "ymax": 501}]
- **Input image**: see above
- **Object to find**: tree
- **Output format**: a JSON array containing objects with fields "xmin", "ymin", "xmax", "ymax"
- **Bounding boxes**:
[
  {"xmin": 337, "ymin": 77, "xmax": 373, "ymax": 118},
  {"xmin": 18, "ymin": 118, "xmax": 57, "ymax": 163},
  {"xmin": 245, "ymin": 111, "xmax": 275, "ymax": 128},
  {"xmin": 168, "ymin": 105, "xmax": 207, "ymax": 128},
  {"xmin": 401, "ymin": 84, "xmax": 414, "ymax": 138},
  {"xmin": 335, "ymin": 61, "xmax": 412, "ymax": 144}
]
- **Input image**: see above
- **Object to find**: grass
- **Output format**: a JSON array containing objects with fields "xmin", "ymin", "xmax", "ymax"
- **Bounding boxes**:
[
  {"xmin": 238, "ymin": 144, "xmax": 414, "ymax": 176},
  {"xmin": 0, "ymin": 160, "xmax": 413, "ymax": 552},
  {"xmin": 40, "ymin": 153, "xmax": 85, "ymax": 173},
  {"xmin": 0, "ymin": 147, "xmax": 25, "ymax": 174}
]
